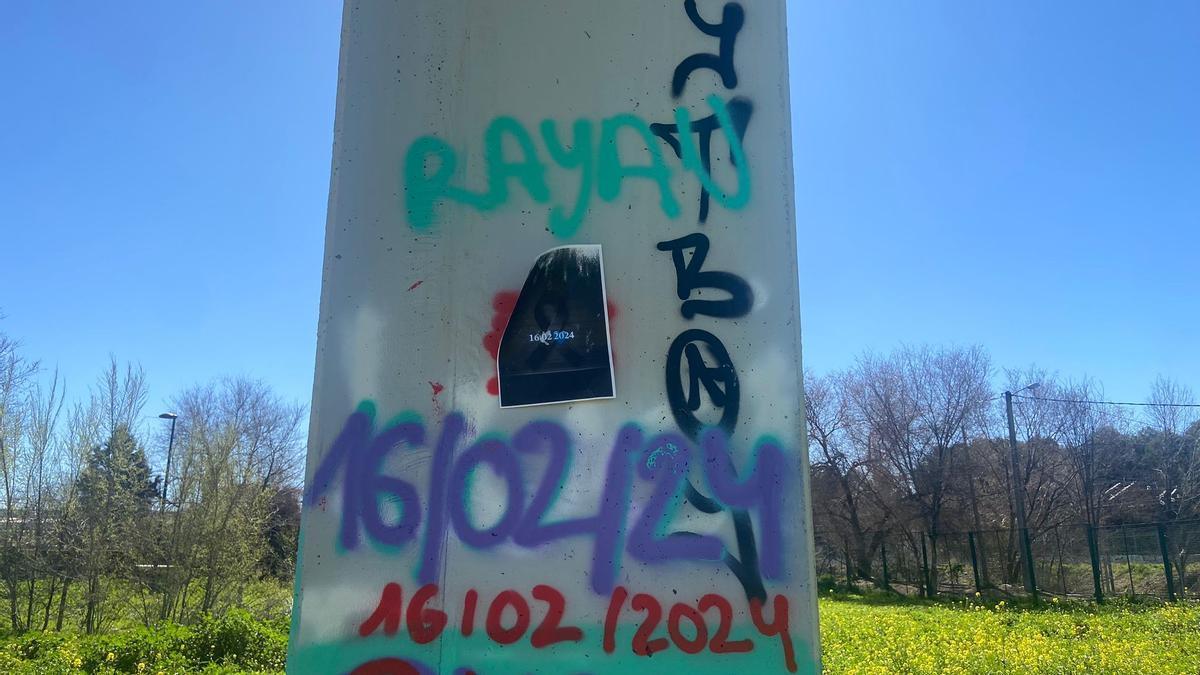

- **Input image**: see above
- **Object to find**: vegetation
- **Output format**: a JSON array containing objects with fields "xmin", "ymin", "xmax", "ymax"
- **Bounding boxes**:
[
  {"xmin": 1, "ymin": 334, "xmax": 304, "ymax": 637},
  {"xmin": 805, "ymin": 347, "xmax": 1200, "ymax": 594},
  {"xmin": 820, "ymin": 592, "xmax": 1200, "ymax": 674},
  {"xmin": 0, "ymin": 608, "xmax": 287, "ymax": 674},
  {"xmin": 4, "ymin": 324, "xmax": 1200, "ymax": 674},
  {"xmin": 4, "ymin": 591, "xmax": 1198, "ymax": 674}
]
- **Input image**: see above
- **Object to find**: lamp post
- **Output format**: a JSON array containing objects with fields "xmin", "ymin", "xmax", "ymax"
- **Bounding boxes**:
[
  {"xmin": 1005, "ymin": 384, "xmax": 1039, "ymax": 602},
  {"xmin": 158, "ymin": 413, "xmax": 178, "ymax": 514}
]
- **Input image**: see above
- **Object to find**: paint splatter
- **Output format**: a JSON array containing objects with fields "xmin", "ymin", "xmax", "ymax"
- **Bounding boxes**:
[
  {"xmin": 429, "ymin": 381, "xmax": 444, "ymax": 396},
  {"xmin": 407, "ymin": 280, "xmax": 425, "ymax": 292}
]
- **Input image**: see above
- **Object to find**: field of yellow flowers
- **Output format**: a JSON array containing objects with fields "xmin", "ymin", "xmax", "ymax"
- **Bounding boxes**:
[
  {"xmin": 820, "ymin": 594, "xmax": 1200, "ymax": 674},
  {"xmin": 3, "ymin": 597, "xmax": 1198, "ymax": 673}
]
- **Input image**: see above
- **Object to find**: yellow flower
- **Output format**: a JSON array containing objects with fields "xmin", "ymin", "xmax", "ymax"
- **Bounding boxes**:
[{"xmin": 106, "ymin": 652, "xmax": 116, "ymax": 662}]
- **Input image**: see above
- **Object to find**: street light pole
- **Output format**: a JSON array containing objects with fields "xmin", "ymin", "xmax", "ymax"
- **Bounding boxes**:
[
  {"xmin": 1005, "ymin": 390, "xmax": 1039, "ymax": 602},
  {"xmin": 158, "ymin": 413, "xmax": 178, "ymax": 514}
]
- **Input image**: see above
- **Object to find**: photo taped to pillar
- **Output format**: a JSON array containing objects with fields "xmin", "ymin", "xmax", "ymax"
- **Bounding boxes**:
[{"xmin": 497, "ymin": 245, "xmax": 616, "ymax": 408}]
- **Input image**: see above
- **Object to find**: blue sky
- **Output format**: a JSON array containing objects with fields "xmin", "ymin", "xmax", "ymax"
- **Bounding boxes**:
[{"xmin": 2, "ymin": 2, "xmax": 1197, "ymax": 418}]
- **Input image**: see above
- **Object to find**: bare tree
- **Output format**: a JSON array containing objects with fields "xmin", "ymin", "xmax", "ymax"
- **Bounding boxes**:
[
  {"xmin": 1147, "ymin": 376, "xmax": 1198, "ymax": 436},
  {"xmin": 805, "ymin": 369, "xmax": 892, "ymax": 580},
  {"xmin": 846, "ymin": 345, "xmax": 991, "ymax": 591}
]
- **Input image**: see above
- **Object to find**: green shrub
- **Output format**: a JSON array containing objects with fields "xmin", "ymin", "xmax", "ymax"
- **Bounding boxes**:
[{"xmin": 185, "ymin": 609, "xmax": 287, "ymax": 672}]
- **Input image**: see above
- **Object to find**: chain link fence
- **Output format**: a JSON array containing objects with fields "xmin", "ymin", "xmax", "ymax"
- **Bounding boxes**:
[{"xmin": 814, "ymin": 519, "xmax": 1200, "ymax": 601}]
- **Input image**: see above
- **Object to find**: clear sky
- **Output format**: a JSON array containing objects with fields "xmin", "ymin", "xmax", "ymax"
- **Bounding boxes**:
[{"xmin": 2, "ymin": 2, "xmax": 1197, "ymax": 419}]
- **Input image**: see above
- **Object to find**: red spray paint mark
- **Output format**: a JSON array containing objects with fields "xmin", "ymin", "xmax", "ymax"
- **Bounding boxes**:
[
  {"xmin": 429, "ymin": 381, "xmax": 445, "ymax": 418},
  {"xmin": 483, "ymin": 291, "xmax": 619, "ymax": 396},
  {"xmin": 483, "ymin": 291, "xmax": 519, "ymax": 396},
  {"xmin": 407, "ymin": 280, "xmax": 425, "ymax": 292}
]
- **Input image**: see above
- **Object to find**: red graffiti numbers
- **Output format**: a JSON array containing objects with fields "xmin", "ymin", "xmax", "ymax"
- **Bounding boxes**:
[
  {"xmin": 602, "ymin": 585, "xmax": 628, "ymax": 654},
  {"xmin": 605, "ymin": 587, "xmax": 796, "ymax": 671},
  {"xmin": 699, "ymin": 593, "xmax": 753, "ymax": 653},
  {"xmin": 460, "ymin": 588, "xmax": 478, "ymax": 636},
  {"xmin": 357, "ymin": 583, "xmax": 793, "ymax": 672},
  {"xmin": 359, "ymin": 583, "xmax": 446, "ymax": 643},
  {"xmin": 530, "ymin": 584, "xmax": 584, "ymax": 648},
  {"xmin": 359, "ymin": 582, "xmax": 404, "ymax": 637},
  {"xmin": 362, "ymin": 584, "xmax": 580, "ymax": 652},
  {"xmin": 750, "ymin": 594, "xmax": 797, "ymax": 673},
  {"xmin": 485, "ymin": 590, "xmax": 531, "ymax": 645},
  {"xmin": 667, "ymin": 602, "xmax": 708, "ymax": 654},
  {"xmin": 406, "ymin": 584, "xmax": 447, "ymax": 644}
]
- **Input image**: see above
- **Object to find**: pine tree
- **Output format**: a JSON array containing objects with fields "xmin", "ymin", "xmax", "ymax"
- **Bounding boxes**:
[{"xmin": 74, "ymin": 424, "xmax": 159, "ymax": 632}]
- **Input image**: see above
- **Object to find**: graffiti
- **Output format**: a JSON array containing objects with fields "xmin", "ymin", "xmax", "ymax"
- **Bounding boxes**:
[
  {"xmin": 294, "ymin": 0, "xmax": 814, "ymax": 672},
  {"xmin": 305, "ymin": 407, "xmax": 788, "ymax": 595},
  {"xmin": 652, "ymin": 96, "xmax": 753, "ymax": 223},
  {"xmin": 657, "ymin": 233, "xmax": 754, "ymax": 319},
  {"xmin": 483, "ymin": 291, "xmax": 519, "ymax": 396},
  {"xmin": 352, "ymin": 583, "xmax": 796, "ymax": 672},
  {"xmin": 672, "ymin": 0, "xmax": 744, "ymax": 98},
  {"xmin": 350, "ymin": 658, "xmax": 475, "ymax": 675},
  {"xmin": 404, "ymin": 97, "xmax": 749, "ymax": 238},
  {"xmin": 648, "ymin": 0, "xmax": 772, "ymax": 607}
]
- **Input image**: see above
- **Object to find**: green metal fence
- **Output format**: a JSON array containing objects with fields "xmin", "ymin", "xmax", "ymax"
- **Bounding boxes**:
[{"xmin": 814, "ymin": 520, "xmax": 1200, "ymax": 601}]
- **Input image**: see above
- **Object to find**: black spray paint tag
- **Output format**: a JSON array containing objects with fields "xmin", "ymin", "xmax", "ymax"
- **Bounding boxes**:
[{"xmin": 497, "ymin": 245, "xmax": 615, "ymax": 408}]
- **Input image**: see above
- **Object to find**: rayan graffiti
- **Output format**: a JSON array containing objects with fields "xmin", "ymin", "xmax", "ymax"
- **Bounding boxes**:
[
  {"xmin": 306, "ymin": 405, "xmax": 788, "ymax": 597},
  {"xmin": 403, "ymin": 95, "xmax": 750, "ymax": 239}
]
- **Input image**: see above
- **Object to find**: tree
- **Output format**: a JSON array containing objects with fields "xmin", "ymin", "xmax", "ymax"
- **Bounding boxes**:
[
  {"xmin": 846, "ymin": 345, "xmax": 991, "ymax": 592},
  {"xmin": 158, "ymin": 377, "xmax": 304, "ymax": 621},
  {"xmin": 805, "ymin": 369, "xmax": 891, "ymax": 581},
  {"xmin": 75, "ymin": 424, "xmax": 158, "ymax": 633}
]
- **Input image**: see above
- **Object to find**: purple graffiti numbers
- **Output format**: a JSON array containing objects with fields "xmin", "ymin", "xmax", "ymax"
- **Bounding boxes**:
[
  {"xmin": 511, "ymin": 422, "xmax": 592, "ymax": 547},
  {"xmin": 702, "ymin": 430, "xmax": 787, "ymax": 579},
  {"xmin": 307, "ymin": 408, "xmax": 784, "ymax": 596},
  {"xmin": 629, "ymin": 433, "xmax": 723, "ymax": 564},
  {"xmin": 448, "ymin": 438, "xmax": 526, "ymax": 549},
  {"xmin": 359, "ymin": 423, "xmax": 425, "ymax": 547},
  {"xmin": 417, "ymin": 412, "xmax": 465, "ymax": 584}
]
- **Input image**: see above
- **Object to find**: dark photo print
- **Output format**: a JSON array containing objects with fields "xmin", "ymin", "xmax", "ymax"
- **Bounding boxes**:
[{"xmin": 497, "ymin": 245, "xmax": 615, "ymax": 408}]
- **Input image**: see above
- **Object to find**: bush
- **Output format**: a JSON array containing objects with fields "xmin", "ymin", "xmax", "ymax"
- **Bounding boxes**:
[
  {"xmin": 185, "ymin": 610, "xmax": 287, "ymax": 672},
  {"xmin": 0, "ymin": 611, "xmax": 285, "ymax": 675}
]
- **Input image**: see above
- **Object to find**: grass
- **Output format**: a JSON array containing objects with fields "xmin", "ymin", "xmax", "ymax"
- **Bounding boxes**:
[
  {"xmin": 3, "ymin": 590, "xmax": 1199, "ymax": 673},
  {"xmin": 820, "ymin": 590, "xmax": 1200, "ymax": 674}
]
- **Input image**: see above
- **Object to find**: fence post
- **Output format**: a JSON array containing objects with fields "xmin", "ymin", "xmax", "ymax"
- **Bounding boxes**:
[
  {"xmin": 968, "ymin": 531, "xmax": 983, "ymax": 594},
  {"xmin": 1086, "ymin": 524, "xmax": 1103, "ymax": 603},
  {"xmin": 843, "ymin": 536, "xmax": 854, "ymax": 588},
  {"xmin": 1157, "ymin": 524, "xmax": 1177, "ymax": 602},
  {"xmin": 920, "ymin": 532, "xmax": 933, "ymax": 598},
  {"xmin": 880, "ymin": 542, "xmax": 891, "ymax": 590},
  {"xmin": 1021, "ymin": 526, "xmax": 1039, "ymax": 603}
]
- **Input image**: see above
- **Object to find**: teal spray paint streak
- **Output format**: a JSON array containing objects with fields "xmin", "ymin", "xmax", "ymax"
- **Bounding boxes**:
[
  {"xmin": 287, "ymin": 625, "xmax": 818, "ymax": 675},
  {"xmin": 402, "ymin": 98, "xmax": 751, "ymax": 238},
  {"xmin": 596, "ymin": 112, "xmax": 681, "ymax": 220},
  {"xmin": 676, "ymin": 95, "xmax": 751, "ymax": 210},
  {"xmin": 539, "ymin": 119, "xmax": 594, "ymax": 238}
]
